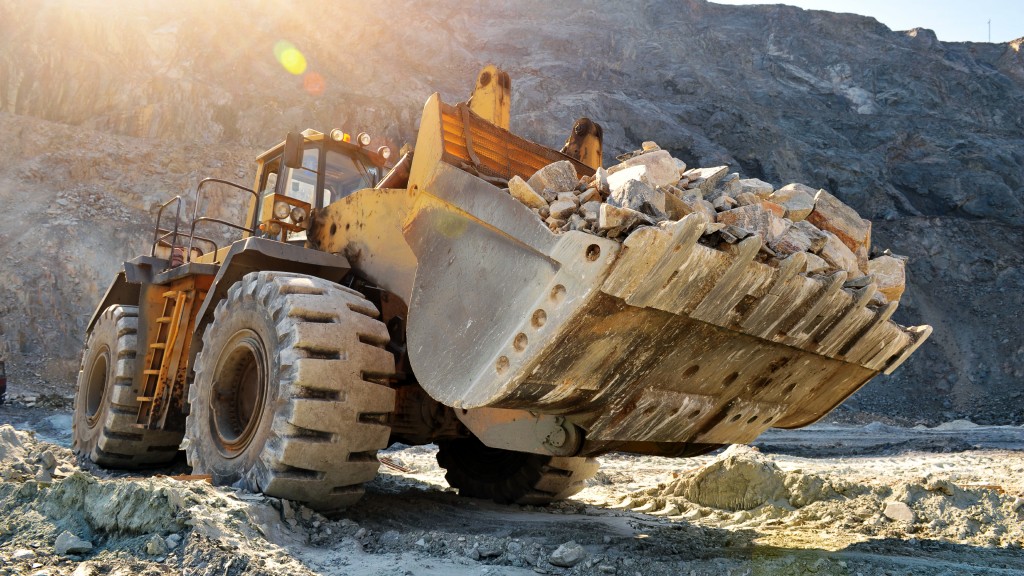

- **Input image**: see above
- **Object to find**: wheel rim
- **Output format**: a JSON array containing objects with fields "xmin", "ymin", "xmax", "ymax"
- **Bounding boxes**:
[
  {"xmin": 210, "ymin": 329, "xmax": 268, "ymax": 458},
  {"xmin": 85, "ymin": 347, "xmax": 110, "ymax": 425}
]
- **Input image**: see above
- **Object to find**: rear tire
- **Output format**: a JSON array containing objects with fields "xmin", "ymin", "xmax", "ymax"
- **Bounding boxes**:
[
  {"xmin": 185, "ymin": 272, "xmax": 396, "ymax": 513},
  {"xmin": 436, "ymin": 436, "xmax": 599, "ymax": 505},
  {"xmin": 72, "ymin": 305, "xmax": 184, "ymax": 467}
]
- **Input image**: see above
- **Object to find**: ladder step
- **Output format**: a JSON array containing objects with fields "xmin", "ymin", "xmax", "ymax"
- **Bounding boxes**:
[
  {"xmin": 162, "ymin": 290, "xmax": 179, "ymax": 298},
  {"xmin": 143, "ymin": 369, "xmax": 161, "ymax": 375},
  {"xmin": 149, "ymin": 343, "xmax": 166, "ymax": 349},
  {"xmin": 155, "ymin": 317, "xmax": 172, "ymax": 323},
  {"xmin": 136, "ymin": 396, "xmax": 154, "ymax": 402}
]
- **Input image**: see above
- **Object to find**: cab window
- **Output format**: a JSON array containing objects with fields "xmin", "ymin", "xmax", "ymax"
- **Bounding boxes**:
[
  {"xmin": 324, "ymin": 148, "xmax": 376, "ymax": 204},
  {"xmin": 281, "ymin": 147, "xmax": 319, "ymax": 206},
  {"xmin": 259, "ymin": 156, "xmax": 280, "ymax": 198}
]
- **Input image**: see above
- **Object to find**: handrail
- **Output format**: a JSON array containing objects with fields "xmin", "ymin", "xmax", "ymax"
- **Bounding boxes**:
[
  {"xmin": 151, "ymin": 179, "xmax": 258, "ymax": 266},
  {"xmin": 186, "ymin": 217, "xmax": 255, "ymax": 263},
  {"xmin": 151, "ymin": 196, "xmax": 183, "ymax": 257},
  {"xmin": 154, "ymin": 229, "xmax": 220, "ymax": 260},
  {"xmin": 182, "ymin": 178, "xmax": 259, "ymax": 264},
  {"xmin": 190, "ymin": 178, "xmax": 258, "ymax": 229}
]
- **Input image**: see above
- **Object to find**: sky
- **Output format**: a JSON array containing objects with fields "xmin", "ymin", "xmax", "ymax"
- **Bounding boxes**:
[{"xmin": 711, "ymin": 0, "xmax": 1024, "ymax": 43}]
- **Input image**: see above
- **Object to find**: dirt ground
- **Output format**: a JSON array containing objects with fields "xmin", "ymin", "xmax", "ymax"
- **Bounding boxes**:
[{"xmin": 1, "ymin": 400, "xmax": 1023, "ymax": 576}]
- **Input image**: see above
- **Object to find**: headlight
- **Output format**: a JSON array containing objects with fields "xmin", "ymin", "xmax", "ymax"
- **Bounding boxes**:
[
  {"xmin": 357, "ymin": 132, "xmax": 371, "ymax": 146},
  {"xmin": 273, "ymin": 200, "xmax": 291, "ymax": 219},
  {"xmin": 290, "ymin": 206, "xmax": 307, "ymax": 225},
  {"xmin": 377, "ymin": 145, "xmax": 391, "ymax": 160},
  {"xmin": 330, "ymin": 129, "xmax": 350, "ymax": 143}
]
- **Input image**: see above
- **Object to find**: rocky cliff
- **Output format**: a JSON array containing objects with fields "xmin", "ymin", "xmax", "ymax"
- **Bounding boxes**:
[{"xmin": 1, "ymin": 0, "xmax": 1021, "ymax": 423}]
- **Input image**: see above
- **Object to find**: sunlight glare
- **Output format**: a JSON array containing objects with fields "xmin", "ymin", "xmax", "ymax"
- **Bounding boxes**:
[{"xmin": 273, "ymin": 40, "xmax": 307, "ymax": 75}]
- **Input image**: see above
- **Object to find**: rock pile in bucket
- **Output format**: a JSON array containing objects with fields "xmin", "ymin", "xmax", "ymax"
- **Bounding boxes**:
[{"xmin": 505, "ymin": 141, "xmax": 906, "ymax": 305}]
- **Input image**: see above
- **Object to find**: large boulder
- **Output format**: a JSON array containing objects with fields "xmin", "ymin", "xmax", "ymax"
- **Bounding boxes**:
[
  {"xmin": 806, "ymin": 189, "xmax": 872, "ymax": 270},
  {"xmin": 868, "ymin": 255, "xmax": 907, "ymax": 302}
]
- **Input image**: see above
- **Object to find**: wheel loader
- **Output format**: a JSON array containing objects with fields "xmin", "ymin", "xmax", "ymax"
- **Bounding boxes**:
[{"xmin": 73, "ymin": 66, "xmax": 931, "ymax": 512}]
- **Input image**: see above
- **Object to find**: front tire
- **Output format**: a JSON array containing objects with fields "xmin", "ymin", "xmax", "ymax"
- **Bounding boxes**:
[
  {"xmin": 437, "ymin": 436, "xmax": 599, "ymax": 505},
  {"xmin": 185, "ymin": 272, "xmax": 396, "ymax": 513},
  {"xmin": 72, "ymin": 305, "xmax": 183, "ymax": 466}
]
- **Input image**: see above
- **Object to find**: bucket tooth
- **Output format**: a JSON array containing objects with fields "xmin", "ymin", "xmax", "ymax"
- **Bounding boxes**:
[
  {"xmin": 839, "ymin": 301, "xmax": 899, "ymax": 361},
  {"xmin": 881, "ymin": 325, "xmax": 932, "ymax": 374},
  {"xmin": 603, "ymin": 213, "xmax": 707, "ymax": 306},
  {"xmin": 690, "ymin": 236, "xmax": 764, "ymax": 325},
  {"xmin": 814, "ymin": 284, "xmax": 878, "ymax": 355},
  {"xmin": 740, "ymin": 252, "xmax": 806, "ymax": 336},
  {"xmin": 781, "ymin": 271, "xmax": 847, "ymax": 344}
]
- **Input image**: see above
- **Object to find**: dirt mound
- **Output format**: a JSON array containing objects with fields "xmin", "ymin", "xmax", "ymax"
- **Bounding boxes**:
[
  {"xmin": 668, "ymin": 445, "xmax": 787, "ymax": 511},
  {"xmin": 611, "ymin": 444, "xmax": 1024, "ymax": 550}
]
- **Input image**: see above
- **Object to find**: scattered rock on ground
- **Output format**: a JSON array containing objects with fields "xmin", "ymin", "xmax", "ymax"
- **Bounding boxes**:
[
  {"xmin": 55, "ymin": 530, "xmax": 93, "ymax": 555},
  {"xmin": 549, "ymin": 540, "xmax": 586, "ymax": 567}
]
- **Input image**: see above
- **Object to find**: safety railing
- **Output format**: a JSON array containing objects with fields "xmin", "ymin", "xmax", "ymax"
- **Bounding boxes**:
[{"xmin": 150, "ymin": 178, "xmax": 258, "ymax": 266}]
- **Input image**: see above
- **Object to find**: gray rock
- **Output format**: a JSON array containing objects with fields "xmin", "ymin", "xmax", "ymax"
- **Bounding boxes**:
[
  {"xmin": 544, "ymin": 216, "xmax": 567, "ymax": 230},
  {"xmin": 818, "ymin": 230, "xmax": 861, "ymax": 275},
  {"xmin": 806, "ymin": 188, "xmax": 871, "ymax": 270},
  {"xmin": 0, "ymin": 0, "xmax": 1012, "ymax": 427},
  {"xmin": 609, "ymin": 179, "xmax": 666, "ymax": 219},
  {"xmin": 55, "ymin": 531, "xmax": 93, "ymax": 556},
  {"xmin": 734, "ymin": 191, "xmax": 760, "ymax": 207},
  {"xmin": 883, "ymin": 501, "xmax": 916, "ymax": 523},
  {"xmin": 605, "ymin": 164, "xmax": 650, "ymax": 193},
  {"xmin": 477, "ymin": 542, "xmax": 502, "ymax": 558},
  {"xmin": 145, "ymin": 533, "xmax": 168, "ymax": 556},
  {"xmin": 527, "ymin": 161, "xmax": 578, "ymax": 195},
  {"xmin": 599, "ymin": 204, "xmax": 654, "ymax": 236},
  {"xmin": 769, "ymin": 220, "xmax": 827, "ymax": 256},
  {"xmin": 549, "ymin": 541, "xmax": 586, "ymax": 568},
  {"xmin": 734, "ymin": 178, "xmax": 774, "ymax": 198},
  {"xmin": 580, "ymin": 200, "xmax": 602, "ymax": 222},
  {"xmin": 165, "ymin": 533, "xmax": 183, "ymax": 550},
  {"xmin": 717, "ymin": 204, "xmax": 788, "ymax": 244},
  {"xmin": 556, "ymin": 191, "xmax": 580, "ymax": 206},
  {"xmin": 12, "ymin": 549, "xmax": 36, "ymax": 560},
  {"xmin": 508, "ymin": 175, "xmax": 548, "ymax": 210},
  {"xmin": 579, "ymin": 187, "xmax": 602, "ymax": 204},
  {"xmin": 71, "ymin": 563, "xmax": 99, "ymax": 576},
  {"xmin": 868, "ymin": 255, "xmax": 906, "ymax": 302},
  {"xmin": 548, "ymin": 200, "xmax": 577, "ymax": 220},
  {"xmin": 38, "ymin": 450, "xmax": 57, "ymax": 470},
  {"xmin": 684, "ymin": 166, "xmax": 729, "ymax": 196},
  {"xmin": 770, "ymin": 183, "xmax": 817, "ymax": 222},
  {"xmin": 595, "ymin": 167, "xmax": 610, "ymax": 195},
  {"xmin": 712, "ymin": 195, "xmax": 736, "ymax": 212},
  {"xmin": 607, "ymin": 150, "xmax": 679, "ymax": 188}
]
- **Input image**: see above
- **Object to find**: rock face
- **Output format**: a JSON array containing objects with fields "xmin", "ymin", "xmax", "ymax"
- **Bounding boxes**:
[{"xmin": 0, "ymin": 0, "xmax": 1022, "ymax": 424}]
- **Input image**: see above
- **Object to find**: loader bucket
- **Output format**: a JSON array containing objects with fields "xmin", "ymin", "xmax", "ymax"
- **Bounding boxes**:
[{"xmin": 311, "ymin": 94, "xmax": 931, "ymax": 449}]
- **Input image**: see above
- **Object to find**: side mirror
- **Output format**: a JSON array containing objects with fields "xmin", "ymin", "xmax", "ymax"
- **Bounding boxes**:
[{"xmin": 283, "ymin": 132, "xmax": 304, "ymax": 169}]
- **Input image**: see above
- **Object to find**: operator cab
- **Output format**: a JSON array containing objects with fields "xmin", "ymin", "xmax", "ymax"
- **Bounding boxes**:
[{"xmin": 252, "ymin": 128, "xmax": 391, "ymax": 242}]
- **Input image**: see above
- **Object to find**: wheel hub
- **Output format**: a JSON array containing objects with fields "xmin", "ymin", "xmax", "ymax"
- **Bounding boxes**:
[
  {"xmin": 210, "ymin": 330, "xmax": 268, "ymax": 458},
  {"xmin": 85, "ymin": 348, "xmax": 110, "ymax": 426}
]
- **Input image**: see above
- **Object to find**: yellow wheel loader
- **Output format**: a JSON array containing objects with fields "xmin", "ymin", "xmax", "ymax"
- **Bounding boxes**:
[{"xmin": 73, "ymin": 66, "xmax": 930, "ymax": 512}]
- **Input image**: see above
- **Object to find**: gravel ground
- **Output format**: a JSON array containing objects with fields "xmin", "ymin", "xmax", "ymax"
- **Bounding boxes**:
[{"xmin": 1, "ymin": 401, "xmax": 1023, "ymax": 576}]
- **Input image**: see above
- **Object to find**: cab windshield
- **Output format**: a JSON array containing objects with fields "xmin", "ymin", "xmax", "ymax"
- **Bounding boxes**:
[
  {"xmin": 273, "ymin": 144, "xmax": 379, "ymax": 208},
  {"xmin": 265, "ymin": 141, "xmax": 380, "ymax": 240},
  {"xmin": 324, "ymin": 148, "xmax": 379, "ymax": 204}
]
